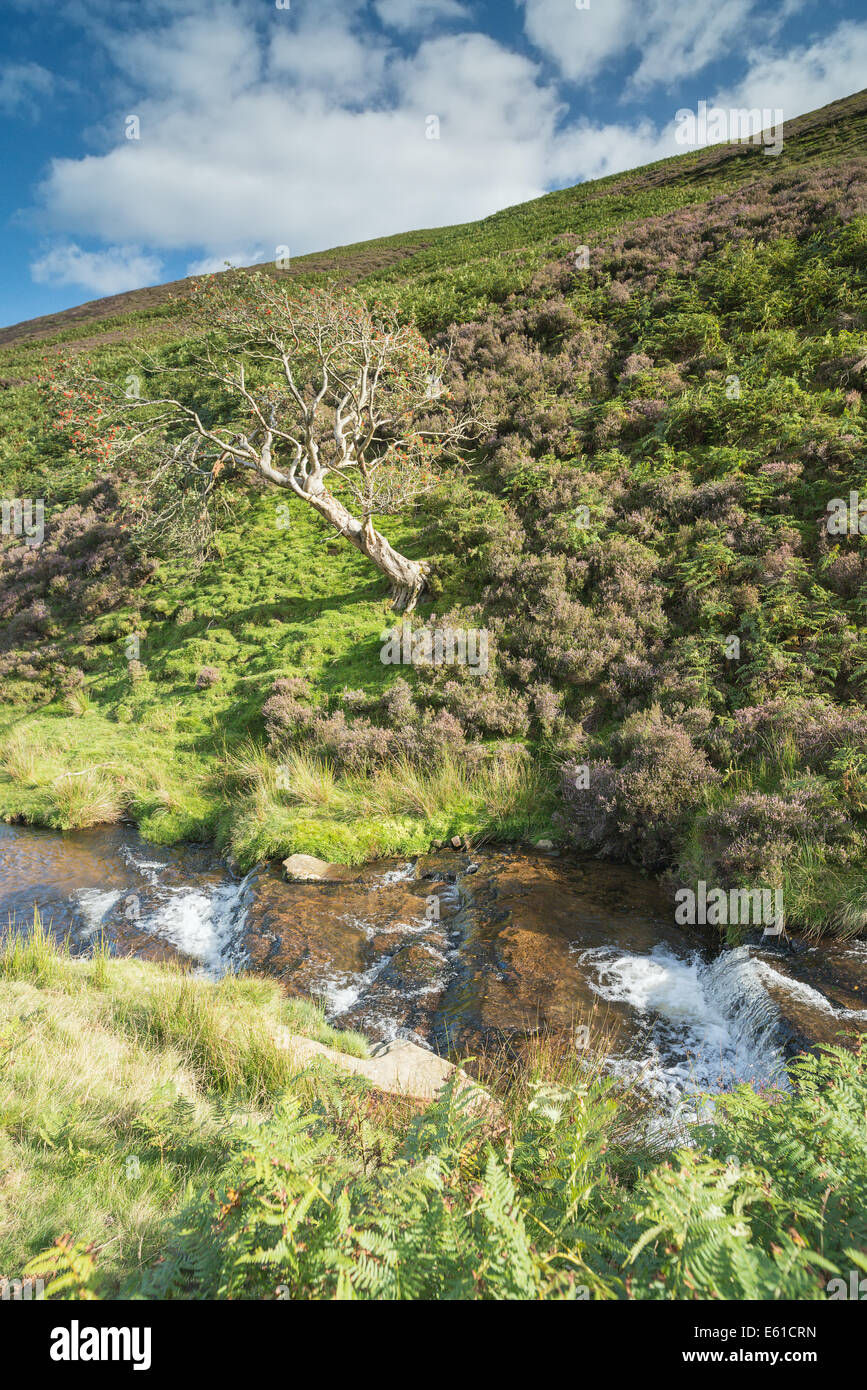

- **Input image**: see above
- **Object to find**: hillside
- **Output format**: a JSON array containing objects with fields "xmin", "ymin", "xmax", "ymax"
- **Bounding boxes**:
[
  {"xmin": 1, "ymin": 87, "xmax": 867, "ymax": 935},
  {"xmin": 3, "ymin": 87, "xmax": 866, "ymax": 351}
]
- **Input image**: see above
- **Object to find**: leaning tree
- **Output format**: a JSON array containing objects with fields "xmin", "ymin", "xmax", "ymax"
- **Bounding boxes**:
[{"xmin": 48, "ymin": 272, "xmax": 487, "ymax": 612}]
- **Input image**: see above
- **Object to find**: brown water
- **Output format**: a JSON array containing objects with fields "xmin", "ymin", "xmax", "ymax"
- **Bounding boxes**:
[{"xmin": 3, "ymin": 822, "xmax": 865, "ymax": 1106}]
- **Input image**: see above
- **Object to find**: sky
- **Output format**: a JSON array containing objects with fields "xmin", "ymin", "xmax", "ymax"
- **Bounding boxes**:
[{"xmin": 1, "ymin": 0, "xmax": 866, "ymax": 327}]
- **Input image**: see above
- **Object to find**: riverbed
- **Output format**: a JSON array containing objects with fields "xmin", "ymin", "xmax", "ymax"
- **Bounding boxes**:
[{"xmin": 2, "ymin": 821, "xmax": 865, "ymax": 1110}]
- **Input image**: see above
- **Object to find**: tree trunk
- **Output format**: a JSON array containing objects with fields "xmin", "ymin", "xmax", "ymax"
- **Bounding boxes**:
[{"xmin": 301, "ymin": 483, "xmax": 428, "ymax": 613}]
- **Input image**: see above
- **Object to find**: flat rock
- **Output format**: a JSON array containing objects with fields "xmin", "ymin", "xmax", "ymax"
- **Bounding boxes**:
[
  {"xmin": 274, "ymin": 1030, "xmax": 498, "ymax": 1115},
  {"xmin": 282, "ymin": 853, "xmax": 354, "ymax": 883}
]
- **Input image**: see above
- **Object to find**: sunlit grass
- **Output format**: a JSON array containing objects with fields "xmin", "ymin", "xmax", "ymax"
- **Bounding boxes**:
[
  {"xmin": 0, "ymin": 727, "xmax": 54, "ymax": 786},
  {"xmin": 220, "ymin": 746, "xmax": 558, "ymax": 867},
  {"xmin": 0, "ymin": 912, "xmax": 371, "ymax": 1289},
  {"xmin": 49, "ymin": 768, "xmax": 127, "ymax": 830}
]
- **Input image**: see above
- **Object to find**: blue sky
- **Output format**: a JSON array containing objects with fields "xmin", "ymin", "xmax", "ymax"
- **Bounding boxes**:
[{"xmin": 2, "ymin": 0, "xmax": 866, "ymax": 327}]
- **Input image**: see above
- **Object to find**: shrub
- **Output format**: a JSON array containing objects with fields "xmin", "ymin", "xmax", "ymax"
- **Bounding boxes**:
[
  {"xmin": 713, "ymin": 698, "xmax": 867, "ymax": 771},
  {"xmin": 128, "ymin": 1044, "xmax": 867, "ymax": 1302},
  {"xmin": 50, "ymin": 770, "xmax": 125, "ymax": 830},
  {"xmin": 262, "ymin": 678, "xmax": 317, "ymax": 743},
  {"xmin": 382, "ymin": 677, "xmax": 416, "ymax": 727},
  {"xmin": 700, "ymin": 780, "xmax": 853, "ymax": 883},
  {"xmin": 561, "ymin": 708, "xmax": 720, "ymax": 868}
]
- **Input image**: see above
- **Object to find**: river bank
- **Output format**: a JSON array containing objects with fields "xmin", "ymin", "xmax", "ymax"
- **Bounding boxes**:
[
  {"xmin": 3, "ymin": 914, "xmax": 866, "ymax": 1301},
  {"xmin": 3, "ymin": 820, "xmax": 866, "ymax": 1301}
]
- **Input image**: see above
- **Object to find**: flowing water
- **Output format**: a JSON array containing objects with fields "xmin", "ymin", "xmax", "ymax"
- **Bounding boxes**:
[{"xmin": 2, "ymin": 821, "xmax": 865, "ymax": 1110}]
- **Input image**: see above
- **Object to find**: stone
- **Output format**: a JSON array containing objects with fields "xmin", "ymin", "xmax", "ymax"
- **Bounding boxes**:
[
  {"xmin": 274, "ymin": 1030, "xmax": 499, "ymax": 1116},
  {"xmin": 535, "ymin": 839, "xmax": 554, "ymax": 850},
  {"xmin": 390, "ymin": 943, "xmax": 441, "ymax": 987},
  {"xmin": 450, "ymin": 836, "xmax": 462, "ymax": 850},
  {"xmin": 282, "ymin": 853, "xmax": 354, "ymax": 883}
]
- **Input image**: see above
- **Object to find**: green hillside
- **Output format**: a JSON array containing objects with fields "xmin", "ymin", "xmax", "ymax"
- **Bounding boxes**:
[{"xmin": 2, "ymin": 88, "xmax": 867, "ymax": 933}]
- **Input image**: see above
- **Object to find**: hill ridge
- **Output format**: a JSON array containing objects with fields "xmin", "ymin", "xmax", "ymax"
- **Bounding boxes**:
[{"xmin": 4, "ymin": 84, "xmax": 866, "ymax": 349}]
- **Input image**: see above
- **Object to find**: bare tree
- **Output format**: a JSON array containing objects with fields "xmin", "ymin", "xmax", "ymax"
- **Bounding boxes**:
[{"xmin": 49, "ymin": 273, "xmax": 486, "ymax": 612}]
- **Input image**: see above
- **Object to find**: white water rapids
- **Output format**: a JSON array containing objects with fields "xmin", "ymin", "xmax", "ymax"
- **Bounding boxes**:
[
  {"xmin": 574, "ymin": 943, "xmax": 788, "ymax": 1115},
  {"xmin": 74, "ymin": 844, "xmax": 253, "ymax": 977}
]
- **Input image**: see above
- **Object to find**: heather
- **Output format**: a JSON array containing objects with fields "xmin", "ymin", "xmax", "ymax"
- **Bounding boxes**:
[{"xmin": 1, "ymin": 92, "xmax": 867, "ymax": 932}]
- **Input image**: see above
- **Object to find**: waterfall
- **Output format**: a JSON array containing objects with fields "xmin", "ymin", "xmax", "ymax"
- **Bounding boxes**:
[{"xmin": 577, "ymin": 943, "xmax": 788, "ymax": 1110}]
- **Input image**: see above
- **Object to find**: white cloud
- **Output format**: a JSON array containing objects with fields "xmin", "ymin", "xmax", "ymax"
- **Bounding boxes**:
[
  {"xmin": 102, "ymin": 7, "xmax": 262, "ymax": 104},
  {"xmin": 0, "ymin": 61, "xmax": 54, "ymax": 115},
  {"xmin": 522, "ymin": 0, "xmax": 633, "ymax": 85},
  {"xmin": 520, "ymin": 0, "xmax": 760, "ymax": 91},
  {"xmin": 711, "ymin": 21, "xmax": 867, "ymax": 125},
  {"xmin": 374, "ymin": 0, "xmax": 470, "ymax": 32},
  {"xmin": 23, "ymin": 0, "xmax": 867, "ymax": 290},
  {"xmin": 544, "ymin": 118, "xmax": 676, "ymax": 185},
  {"xmin": 629, "ymin": 0, "xmax": 756, "ymax": 93},
  {"xmin": 269, "ymin": 9, "xmax": 389, "ymax": 99},
  {"xmin": 33, "ymin": 14, "xmax": 575, "ymax": 259},
  {"xmin": 30, "ymin": 243, "xmax": 164, "ymax": 295},
  {"xmin": 186, "ymin": 248, "xmax": 267, "ymax": 275}
]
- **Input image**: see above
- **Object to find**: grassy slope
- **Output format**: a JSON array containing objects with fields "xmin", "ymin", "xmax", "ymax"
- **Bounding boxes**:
[
  {"xmin": 0, "ymin": 482, "xmax": 556, "ymax": 862},
  {"xmin": 0, "ymin": 916, "xmax": 370, "ymax": 1291},
  {"xmin": 3, "ymin": 87, "xmax": 863, "ymax": 351},
  {"xmin": 0, "ymin": 88, "xmax": 866, "ymax": 902}
]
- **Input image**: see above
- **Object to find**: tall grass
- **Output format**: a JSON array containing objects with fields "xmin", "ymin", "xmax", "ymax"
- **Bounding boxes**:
[
  {"xmin": 342, "ymin": 755, "xmax": 469, "ymax": 820},
  {"xmin": 49, "ymin": 768, "xmax": 126, "ymax": 829},
  {"xmin": 0, "ymin": 915, "xmax": 376, "ymax": 1289},
  {"xmin": 217, "ymin": 736, "xmax": 279, "ymax": 796},
  {"xmin": 0, "ymin": 914, "xmax": 369, "ymax": 1069},
  {"xmin": 218, "ymin": 741, "xmax": 556, "ymax": 865},
  {"xmin": 0, "ymin": 728, "xmax": 49, "ymax": 785},
  {"xmin": 61, "ymin": 688, "xmax": 93, "ymax": 718},
  {"xmin": 0, "ymin": 910, "xmax": 67, "ymax": 985},
  {"xmin": 278, "ymin": 749, "xmax": 341, "ymax": 810},
  {"xmin": 109, "ymin": 974, "xmax": 368, "ymax": 1105},
  {"xmin": 779, "ymin": 852, "xmax": 867, "ymax": 940},
  {"xmin": 230, "ymin": 744, "xmax": 553, "ymax": 828}
]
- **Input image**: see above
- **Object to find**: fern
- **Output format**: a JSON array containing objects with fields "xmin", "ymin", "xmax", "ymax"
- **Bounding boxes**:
[{"xmin": 29, "ymin": 1045, "xmax": 867, "ymax": 1301}]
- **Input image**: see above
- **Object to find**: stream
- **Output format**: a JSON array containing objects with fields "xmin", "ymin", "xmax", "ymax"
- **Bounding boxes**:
[{"xmin": 2, "ymin": 822, "xmax": 866, "ymax": 1111}]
